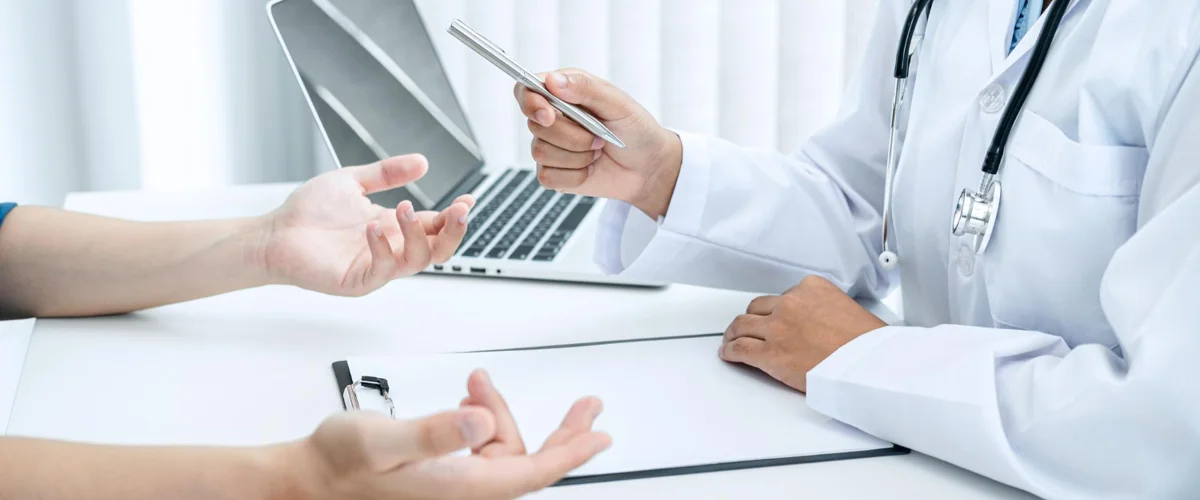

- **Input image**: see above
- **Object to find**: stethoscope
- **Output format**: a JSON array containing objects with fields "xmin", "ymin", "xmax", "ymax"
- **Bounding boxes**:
[{"xmin": 877, "ymin": 0, "xmax": 1071, "ymax": 271}]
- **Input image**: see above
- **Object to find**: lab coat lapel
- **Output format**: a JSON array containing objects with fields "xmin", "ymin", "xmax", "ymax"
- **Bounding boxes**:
[
  {"xmin": 986, "ymin": 0, "xmax": 1019, "ymax": 75},
  {"xmin": 988, "ymin": 0, "xmax": 1085, "ymax": 78}
]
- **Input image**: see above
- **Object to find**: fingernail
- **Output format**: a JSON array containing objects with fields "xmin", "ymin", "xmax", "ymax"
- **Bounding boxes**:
[
  {"xmin": 402, "ymin": 203, "xmax": 416, "ymax": 221},
  {"xmin": 592, "ymin": 149, "xmax": 602, "ymax": 161},
  {"xmin": 460, "ymin": 411, "xmax": 490, "ymax": 445},
  {"xmin": 550, "ymin": 72, "xmax": 568, "ymax": 89},
  {"xmin": 458, "ymin": 213, "xmax": 469, "ymax": 225},
  {"xmin": 535, "ymin": 109, "xmax": 553, "ymax": 127},
  {"xmin": 371, "ymin": 223, "xmax": 383, "ymax": 237}
]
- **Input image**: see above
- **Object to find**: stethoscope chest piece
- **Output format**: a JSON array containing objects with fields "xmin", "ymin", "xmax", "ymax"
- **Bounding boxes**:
[{"xmin": 951, "ymin": 179, "xmax": 1001, "ymax": 255}]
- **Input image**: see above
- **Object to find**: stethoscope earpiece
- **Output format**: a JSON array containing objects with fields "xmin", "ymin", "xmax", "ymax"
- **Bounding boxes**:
[{"xmin": 878, "ymin": 251, "xmax": 899, "ymax": 271}]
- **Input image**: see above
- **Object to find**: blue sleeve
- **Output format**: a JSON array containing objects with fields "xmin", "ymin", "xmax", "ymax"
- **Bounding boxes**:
[{"xmin": 0, "ymin": 203, "xmax": 16, "ymax": 228}]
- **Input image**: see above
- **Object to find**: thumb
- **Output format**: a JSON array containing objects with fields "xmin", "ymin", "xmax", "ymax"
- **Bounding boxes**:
[
  {"xmin": 544, "ymin": 69, "xmax": 635, "ymax": 122},
  {"xmin": 370, "ymin": 407, "xmax": 496, "ymax": 464},
  {"xmin": 346, "ymin": 154, "xmax": 429, "ymax": 195}
]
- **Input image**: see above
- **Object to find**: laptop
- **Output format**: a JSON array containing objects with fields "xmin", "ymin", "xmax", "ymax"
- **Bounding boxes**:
[{"xmin": 267, "ymin": 0, "xmax": 657, "ymax": 287}]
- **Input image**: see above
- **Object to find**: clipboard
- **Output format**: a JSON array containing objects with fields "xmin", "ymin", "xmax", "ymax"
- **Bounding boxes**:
[{"xmin": 333, "ymin": 334, "xmax": 906, "ymax": 487}]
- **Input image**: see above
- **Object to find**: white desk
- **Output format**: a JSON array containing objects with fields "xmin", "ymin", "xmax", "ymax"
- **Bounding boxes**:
[{"xmin": 6, "ymin": 184, "xmax": 1031, "ymax": 499}]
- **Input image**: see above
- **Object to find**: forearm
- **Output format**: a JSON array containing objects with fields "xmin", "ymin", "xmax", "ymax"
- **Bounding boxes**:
[
  {"xmin": 0, "ymin": 206, "xmax": 273, "ymax": 319},
  {"xmin": 598, "ymin": 132, "xmax": 890, "ymax": 296},
  {"xmin": 0, "ymin": 437, "xmax": 304, "ymax": 500}
]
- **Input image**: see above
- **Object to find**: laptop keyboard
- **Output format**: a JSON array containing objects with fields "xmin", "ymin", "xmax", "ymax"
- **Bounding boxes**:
[{"xmin": 457, "ymin": 168, "xmax": 596, "ymax": 262}]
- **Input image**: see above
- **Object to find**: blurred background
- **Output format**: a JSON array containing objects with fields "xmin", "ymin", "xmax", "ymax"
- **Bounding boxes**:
[{"xmin": 0, "ymin": 0, "xmax": 879, "ymax": 206}]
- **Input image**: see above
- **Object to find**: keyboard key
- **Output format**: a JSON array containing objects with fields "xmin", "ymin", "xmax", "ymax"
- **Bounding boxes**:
[
  {"xmin": 464, "ymin": 179, "xmax": 539, "ymax": 256},
  {"xmin": 458, "ymin": 171, "xmax": 529, "ymax": 253},
  {"xmin": 558, "ymin": 196, "xmax": 595, "ymax": 231},
  {"xmin": 509, "ymin": 245, "xmax": 536, "ymax": 260},
  {"xmin": 511, "ymin": 194, "xmax": 575, "ymax": 258},
  {"xmin": 476, "ymin": 169, "xmax": 514, "ymax": 204},
  {"xmin": 525, "ymin": 197, "xmax": 597, "ymax": 262},
  {"xmin": 490, "ymin": 191, "xmax": 554, "ymax": 258}
]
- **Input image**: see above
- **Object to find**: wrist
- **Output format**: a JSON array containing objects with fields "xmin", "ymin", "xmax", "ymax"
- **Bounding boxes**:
[
  {"xmin": 632, "ymin": 129, "xmax": 683, "ymax": 220},
  {"xmin": 236, "ymin": 214, "xmax": 285, "ymax": 287},
  {"xmin": 259, "ymin": 441, "xmax": 328, "ymax": 500}
]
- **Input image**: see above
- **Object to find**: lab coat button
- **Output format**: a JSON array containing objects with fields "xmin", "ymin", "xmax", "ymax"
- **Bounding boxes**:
[
  {"xmin": 979, "ymin": 84, "xmax": 1007, "ymax": 114},
  {"xmin": 957, "ymin": 244, "xmax": 976, "ymax": 276}
]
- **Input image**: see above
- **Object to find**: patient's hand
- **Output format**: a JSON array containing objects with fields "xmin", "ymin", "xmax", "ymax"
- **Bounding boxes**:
[
  {"xmin": 295, "ymin": 370, "xmax": 611, "ymax": 500},
  {"xmin": 261, "ymin": 154, "xmax": 475, "ymax": 296}
]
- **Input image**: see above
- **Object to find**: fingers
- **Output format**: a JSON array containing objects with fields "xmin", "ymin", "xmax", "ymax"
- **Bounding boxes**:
[
  {"xmin": 455, "ymin": 193, "xmax": 477, "ymax": 210},
  {"xmin": 520, "ymin": 431, "xmax": 613, "ymax": 492},
  {"xmin": 528, "ymin": 117, "xmax": 602, "ymax": 153},
  {"xmin": 465, "ymin": 430, "xmax": 611, "ymax": 499},
  {"xmin": 347, "ymin": 154, "xmax": 429, "ymax": 195},
  {"xmin": 539, "ymin": 397, "xmax": 603, "ymax": 450},
  {"xmin": 515, "ymin": 82, "xmax": 556, "ymax": 128},
  {"xmin": 377, "ymin": 407, "xmax": 497, "ymax": 464},
  {"xmin": 362, "ymin": 221, "xmax": 398, "ymax": 289},
  {"xmin": 723, "ymin": 314, "xmax": 768, "ymax": 343},
  {"xmin": 532, "ymin": 138, "xmax": 601, "ymax": 170},
  {"xmin": 719, "ymin": 337, "xmax": 768, "ymax": 365},
  {"xmin": 428, "ymin": 201, "xmax": 470, "ymax": 264},
  {"xmin": 415, "ymin": 195, "xmax": 475, "ymax": 234},
  {"xmin": 543, "ymin": 69, "xmax": 635, "ymax": 121},
  {"xmin": 467, "ymin": 369, "xmax": 526, "ymax": 457},
  {"xmin": 746, "ymin": 295, "xmax": 781, "ymax": 316},
  {"xmin": 394, "ymin": 201, "xmax": 432, "ymax": 275},
  {"xmin": 537, "ymin": 165, "xmax": 589, "ymax": 191}
]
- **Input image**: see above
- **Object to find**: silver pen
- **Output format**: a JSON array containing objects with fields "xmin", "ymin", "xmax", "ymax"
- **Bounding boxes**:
[{"xmin": 447, "ymin": 19, "xmax": 626, "ymax": 149}]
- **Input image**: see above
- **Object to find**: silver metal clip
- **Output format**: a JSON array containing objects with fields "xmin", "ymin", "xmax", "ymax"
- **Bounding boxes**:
[{"xmin": 343, "ymin": 376, "xmax": 395, "ymax": 419}]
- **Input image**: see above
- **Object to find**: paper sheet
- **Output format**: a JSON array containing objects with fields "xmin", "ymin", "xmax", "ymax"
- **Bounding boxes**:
[
  {"xmin": 345, "ymin": 335, "xmax": 893, "ymax": 479},
  {"xmin": 0, "ymin": 319, "xmax": 36, "ymax": 434}
]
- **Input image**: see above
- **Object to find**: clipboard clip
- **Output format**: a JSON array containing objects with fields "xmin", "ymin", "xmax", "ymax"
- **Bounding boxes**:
[{"xmin": 343, "ymin": 375, "xmax": 395, "ymax": 419}]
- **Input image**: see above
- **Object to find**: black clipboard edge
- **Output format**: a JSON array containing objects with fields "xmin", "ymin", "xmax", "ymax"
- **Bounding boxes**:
[
  {"xmin": 333, "ymin": 360, "xmax": 354, "ymax": 410},
  {"xmin": 331, "ymin": 334, "xmax": 910, "ymax": 486},
  {"xmin": 554, "ymin": 445, "xmax": 909, "ymax": 487}
]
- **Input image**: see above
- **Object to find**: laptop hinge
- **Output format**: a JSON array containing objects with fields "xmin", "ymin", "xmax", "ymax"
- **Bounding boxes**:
[{"xmin": 435, "ymin": 169, "xmax": 488, "ymax": 211}]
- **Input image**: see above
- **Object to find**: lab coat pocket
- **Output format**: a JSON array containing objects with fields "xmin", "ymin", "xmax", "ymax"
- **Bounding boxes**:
[{"xmin": 982, "ymin": 111, "xmax": 1146, "ymax": 346}]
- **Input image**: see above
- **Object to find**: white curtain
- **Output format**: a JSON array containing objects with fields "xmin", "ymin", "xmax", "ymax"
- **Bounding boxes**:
[{"xmin": 0, "ymin": 0, "xmax": 877, "ymax": 206}]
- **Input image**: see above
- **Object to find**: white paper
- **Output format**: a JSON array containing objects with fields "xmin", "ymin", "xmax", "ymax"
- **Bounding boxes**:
[
  {"xmin": 346, "ymin": 335, "xmax": 891, "ymax": 478},
  {"xmin": 0, "ymin": 319, "xmax": 36, "ymax": 434}
]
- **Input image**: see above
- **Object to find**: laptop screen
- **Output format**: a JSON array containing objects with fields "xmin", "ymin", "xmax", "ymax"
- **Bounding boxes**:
[{"xmin": 270, "ymin": 0, "xmax": 485, "ymax": 208}]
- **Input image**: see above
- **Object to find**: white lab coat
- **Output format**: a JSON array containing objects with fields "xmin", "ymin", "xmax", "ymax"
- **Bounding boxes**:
[{"xmin": 594, "ymin": 0, "xmax": 1200, "ymax": 498}]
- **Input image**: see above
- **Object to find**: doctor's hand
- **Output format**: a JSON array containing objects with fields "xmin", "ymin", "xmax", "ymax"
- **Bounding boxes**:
[
  {"xmin": 261, "ymin": 154, "xmax": 475, "ymax": 297},
  {"xmin": 515, "ymin": 69, "xmax": 683, "ymax": 219},
  {"xmin": 291, "ymin": 370, "xmax": 611, "ymax": 500},
  {"xmin": 719, "ymin": 276, "xmax": 887, "ymax": 392}
]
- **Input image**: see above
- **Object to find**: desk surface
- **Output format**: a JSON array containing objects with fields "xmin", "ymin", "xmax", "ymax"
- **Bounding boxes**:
[{"xmin": 6, "ymin": 184, "xmax": 1031, "ymax": 499}]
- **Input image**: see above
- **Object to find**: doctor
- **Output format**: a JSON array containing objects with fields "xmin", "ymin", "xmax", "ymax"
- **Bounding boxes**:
[{"xmin": 515, "ymin": 0, "xmax": 1200, "ymax": 498}]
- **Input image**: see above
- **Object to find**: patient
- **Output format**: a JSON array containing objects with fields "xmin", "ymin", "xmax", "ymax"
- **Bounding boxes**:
[{"xmin": 0, "ymin": 154, "xmax": 609, "ymax": 499}]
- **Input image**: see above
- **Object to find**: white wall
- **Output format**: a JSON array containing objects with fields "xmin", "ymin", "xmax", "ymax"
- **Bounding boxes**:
[
  {"xmin": 0, "ymin": 0, "xmax": 85, "ymax": 205},
  {"xmin": 0, "ymin": 0, "xmax": 879, "ymax": 206},
  {"xmin": 419, "ymin": 0, "xmax": 878, "ymax": 168}
]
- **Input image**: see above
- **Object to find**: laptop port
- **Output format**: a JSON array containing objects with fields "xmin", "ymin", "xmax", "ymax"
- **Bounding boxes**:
[
  {"xmin": 470, "ymin": 267, "xmax": 487, "ymax": 274},
  {"xmin": 451, "ymin": 266, "xmax": 462, "ymax": 272},
  {"xmin": 433, "ymin": 265, "xmax": 444, "ymax": 271}
]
